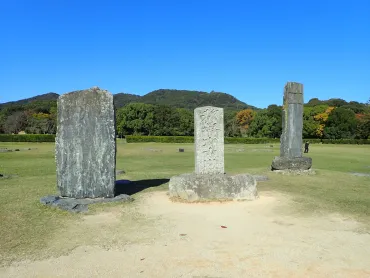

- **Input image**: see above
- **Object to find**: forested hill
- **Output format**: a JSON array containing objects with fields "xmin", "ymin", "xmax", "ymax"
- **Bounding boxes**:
[
  {"xmin": 1, "ymin": 89, "xmax": 367, "ymax": 112},
  {"xmin": 0, "ymin": 93, "xmax": 59, "ymax": 108},
  {"xmin": 0, "ymin": 89, "xmax": 257, "ymax": 111},
  {"xmin": 134, "ymin": 89, "xmax": 256, "ymax": 110},
  {"xmin": 113, "ymin": 89, "xmax": 257, "ymax": 110}
]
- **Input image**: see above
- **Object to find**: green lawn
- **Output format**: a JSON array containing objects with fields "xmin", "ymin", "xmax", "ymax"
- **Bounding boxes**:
[{"xmin": 0, "ymin": 141, "xmax": 369, "ymax": 264}]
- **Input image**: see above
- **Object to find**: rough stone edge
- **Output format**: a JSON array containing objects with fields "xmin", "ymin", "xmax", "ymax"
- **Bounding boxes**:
[
  {"xmin": 271, "ymin": 169, "xmax": 316, "ymax": 176},
  {"xmin": 271, "ymin": 156, "xmax": 313, "ymax": 171},
  {"xmin": 168, "ymin": 172, "xmax": 259, "ymax": 203},
  {"xmin": 40, "ymin": 194, "xmax": 134, "ymax": 213}
]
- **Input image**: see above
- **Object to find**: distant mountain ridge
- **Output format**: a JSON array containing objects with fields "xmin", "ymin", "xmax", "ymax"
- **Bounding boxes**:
[
  {"xmin": 1, "ymin": 89, "xmax": 258, "ymax": 111},
  {"xmin": 0, "ymin": 93, "xmax": 59, "ymax": 107},
  {"xmin": 1, "ymin": 89, "xmax": 367, "ymax": 111}
]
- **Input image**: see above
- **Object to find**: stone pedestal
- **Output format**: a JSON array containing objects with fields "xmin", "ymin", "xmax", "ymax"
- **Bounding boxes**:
[
  {"xmin": 271, "ymin": 156, "xmax": 312, "ymax": 170},
  {"xmin": 169, "ymin": 106, "xmax": 258, "ymax": 202},
  {"xmin": 169, "ymin": 173, "xmax": 257, "ymax": 201}
]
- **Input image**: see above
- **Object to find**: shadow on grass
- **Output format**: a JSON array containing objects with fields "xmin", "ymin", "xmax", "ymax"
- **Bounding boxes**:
[{"xmin": 115, "ymin": 178, "xmax": 170, "ymax": 196}]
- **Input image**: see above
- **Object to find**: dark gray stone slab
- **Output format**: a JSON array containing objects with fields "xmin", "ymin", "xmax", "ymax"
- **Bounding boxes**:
[
  {"xmin": 280, "ymin": 82, "xmax": 304, "ymax": 158},
  {"xmin": 271, "ymin": 156, "xmax": 312, "ymax": 170},
  {"xmin": 55, "ymin": 87, "xmax": 116, "ymax": 198},
  {"xmin": 40, "ymin": 194, "xmax": 133, "ymax": 213},
  {"xmin": 271, "ymin": 82, "xmax": 312, "ymax": 171},
  {"xmin": 169, "ymin": 173, "xmax": 258, "ymax": 202}
]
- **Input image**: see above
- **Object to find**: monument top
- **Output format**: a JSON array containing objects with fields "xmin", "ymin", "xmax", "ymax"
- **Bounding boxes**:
[{"xmin": 284, "ymin": 82, "xmax": 303, "ymax": 105}]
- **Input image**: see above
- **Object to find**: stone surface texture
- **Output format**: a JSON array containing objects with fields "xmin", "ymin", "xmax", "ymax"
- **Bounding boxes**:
[
  {"xmin": 194, "ymin": 106, "xmax": 224, "ymax": 174},
  {"xmin": 280, "ymin": 82, "xmax": 304, "ymax": 158},
  {"xmin": 272, "ymin": 82, "xmax": 312, "ymax": 171},
  {"xmin": 271, "ymin": 156, "xmax": 312, "ymax": 170},
  {"xmin": 169, "ymin": 173, "xmax": 257, "ymax": 201},
  {"xmin": 40, "ymin": 194, "xmax": 133, "ymax": 213},
  {"xmin": 169, "ymin": 105, "xmax": 258, "ymax": 202},
  {"xmin": 55, "ymin": 87, "xmax": 116, "ymax": 198}
]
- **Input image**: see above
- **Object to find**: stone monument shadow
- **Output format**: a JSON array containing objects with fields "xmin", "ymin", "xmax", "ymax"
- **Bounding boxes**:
[{"xmin": 115, "ymin": 178, "xmax": 170, "ymax": 196}]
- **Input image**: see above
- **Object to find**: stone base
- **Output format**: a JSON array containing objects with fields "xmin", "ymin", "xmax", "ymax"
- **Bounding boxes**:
[
  {"xmin": 169, "ymin": 173, "xmax": 258, "ymax": 202},
  {"xmin": 272, "ymin": 169, "xmax": 316, "ymax": 176},
  {"xmin": 271, "ymin": 156, "xmax": 312, "ymax": 171},
  {"xmin": 40, "ymin": 194, "xmax": 134, "ymax": 213}
]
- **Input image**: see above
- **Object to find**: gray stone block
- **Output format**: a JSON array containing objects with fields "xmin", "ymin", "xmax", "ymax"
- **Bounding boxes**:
[
  {"xmin": 169, "ymin": 173, "xmax": 258, "ymax": 202},
  {"xmin": 271, "ymin": 156, "xmax": 312, "ymax": 170},
  {"xmin": 271, "ymin": 82, "xmax": 312, "ymax": 171},
  {"xmin": 284, "ymin": 82, "xmax": 303, "ymax": 104},
  {"xmin": 281, "ymin": 82, "xmax": 304, "ymax": 158},
  {"xmin": 194, "ymin": 106, "xmax": 224, "ymax": 174},
  {"xmin": 55, "ymin": 87, "xmax": 116, "ymax": 198}
]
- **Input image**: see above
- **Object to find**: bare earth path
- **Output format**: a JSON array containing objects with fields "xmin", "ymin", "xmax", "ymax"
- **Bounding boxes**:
[{"xmin": 1, "ymin": 191, "xmax": 370, "ymax": 278}]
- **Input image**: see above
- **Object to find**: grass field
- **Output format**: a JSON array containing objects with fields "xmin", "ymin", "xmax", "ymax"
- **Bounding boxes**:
[{"xmin": 0, "ymin": 141, "xmax": 369, "ymax": 265}]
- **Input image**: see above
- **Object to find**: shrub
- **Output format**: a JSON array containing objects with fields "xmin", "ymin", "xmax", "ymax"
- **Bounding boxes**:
[
  {"xmin": 224, "ymin": 137, "xmax": 280, "ymax": 144},
  {"xmin": 125, "ymin": 136, "xmax": 194, "ymax": 143},
  {"xmin": 0, "ymin": 134, "xmax": 56, "ymax": 142}
]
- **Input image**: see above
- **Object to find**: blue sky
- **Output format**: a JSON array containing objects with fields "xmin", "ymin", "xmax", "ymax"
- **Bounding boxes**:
[{"xmin": 1, "ymin": 0, "xmax": 369, "ymax": 108}]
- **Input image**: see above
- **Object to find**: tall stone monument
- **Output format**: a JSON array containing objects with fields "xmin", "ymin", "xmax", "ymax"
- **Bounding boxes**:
[
  {"xmin": 271, "ymin": 82, "xmax": 312, "ymax": 171},
  {"xmin": 194, "ymin": 106, "xmax": 224, "ymax": 174},
  {"xmin": 55, "ymin": 87, "xmax": 116, "ymax": 198},
  {"xmin": 169, "ymin": 106, "xmax": 257, "ymax": 202}
]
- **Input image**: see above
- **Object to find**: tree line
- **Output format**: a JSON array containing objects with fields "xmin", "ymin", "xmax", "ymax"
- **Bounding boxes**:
[{"xmin": 0, "ymin": 98, "xmax": 369, "ymax": 139}]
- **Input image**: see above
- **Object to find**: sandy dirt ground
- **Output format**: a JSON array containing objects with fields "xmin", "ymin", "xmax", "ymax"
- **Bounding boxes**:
[{"xmin": 1, "ymin": 191, "xmax": 370, "ymax": 278}]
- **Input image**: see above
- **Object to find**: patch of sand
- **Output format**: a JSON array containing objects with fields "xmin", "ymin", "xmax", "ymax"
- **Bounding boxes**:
[{"xmin": 1, "ymin": 191, "xmax": 370, "ymax": 278}]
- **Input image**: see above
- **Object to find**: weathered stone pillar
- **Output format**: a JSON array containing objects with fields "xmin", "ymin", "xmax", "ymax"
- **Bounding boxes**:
[
  {"xmin": 271, "ymin": 82, "xmax": 312, "ymax": 171},
  {"xmin": 280, "ymin": 82, "xmax": 304, "ymax": 158},
  {"xmin": 194, "ymin": 106, "xmax": 224, "ymax": 174},
  {"xmin": 169, "ymin": 106, "xmax": 257, "ymax": 202},
  {"xmin": 55, "ymin": 87, "xmax": 116, "ymax": 198}
]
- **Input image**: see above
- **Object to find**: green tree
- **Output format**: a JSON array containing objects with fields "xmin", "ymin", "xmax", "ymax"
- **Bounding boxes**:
[
  {"xmin": 152, "ymin": 105, "xmax": 181, "ymax": 136},
  {"xmin": 224, "ymin": 110, "xmax": 240, "ymax": 137},
  {"xmin": 3, "ymin": 111, "xmax": 28, "ymax": 134},
  {"xmin": 266, "ymin": 105, "xmax": 282, "ymax": 138},
  {"xmin": 324, "ymin": 108, "xmax": 357, "ymax": 139},
  {"xmin": 25, "ymin": 112, "xmax": 55, "ymax": 134},
  {"xmin": 248, "ymin": 110, "xmax": 280, "ymax": 138},
  {"xmin": 176, "ymin": 108, "xmax": 194, "ymax": 136},
  {"xmin": 303, "ymin": 107, "xmax": 320, "ymax": 138},
  {"xmin": 116, "ymin": 103, "xmax": 154, "ymax": 136}
]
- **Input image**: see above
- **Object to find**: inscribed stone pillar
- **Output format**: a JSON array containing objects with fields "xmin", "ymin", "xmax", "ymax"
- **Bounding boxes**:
[
  {"xmin": 194, "ymin": 106, "xmax": 224, "ymax": 174},
  {"xmin": 55, "ymin": 87, "xmax": 116, "ymax": 198},
  {"xmin": 280, "ymin": 82, "xmax": 303, "ymax": 158},
  {"xmin": 271, "ymin": 81, "xmax": 312, "ymax": 171}
]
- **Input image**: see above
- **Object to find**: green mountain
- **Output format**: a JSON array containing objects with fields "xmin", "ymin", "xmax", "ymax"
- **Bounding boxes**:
[
  {"xmin": 138, "ymin": 89, "xmax": 257, "ymax": 110},
  {"xmin": 306, "ymin": 98, "xmax": 368, "ymax": 113},
  {"xmin": 0, "ymin": 93, "xmax": 59, "ymax": 108},
  {"xmin": 113, "ymin": 93, "xmax": 141, "ymax": 108},
  {"xmin": 1, "ymin": 89, "xmax": 257, "ymax": 111}
]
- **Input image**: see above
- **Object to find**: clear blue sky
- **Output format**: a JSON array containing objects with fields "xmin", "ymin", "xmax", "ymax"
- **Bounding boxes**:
[{"xmin": 1, "ymin": 0, "xmax": 369, "ymax": 108}]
